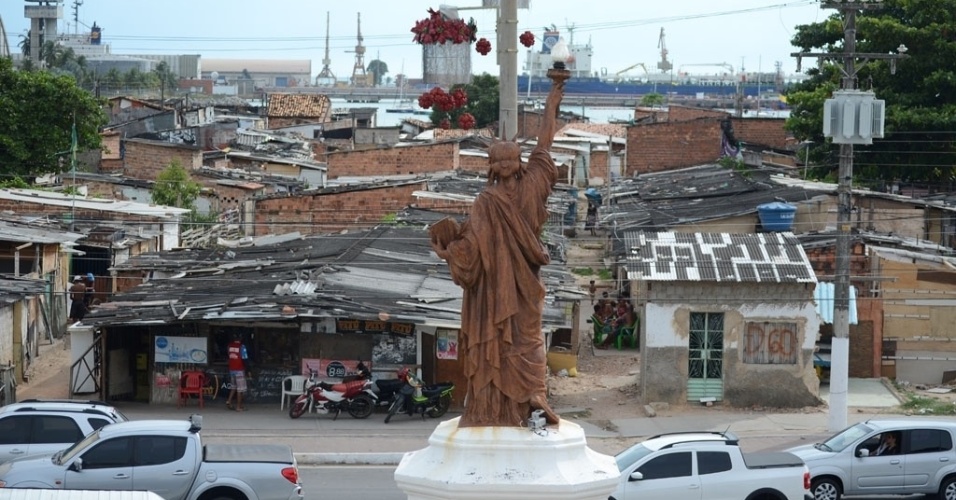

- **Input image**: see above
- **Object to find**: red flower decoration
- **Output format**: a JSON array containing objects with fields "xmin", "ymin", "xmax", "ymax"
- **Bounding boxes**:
[
  {"xmin": 439, "ymin": 119, "xmax": 451, "ymax": 130},
  {"xmin": 411, "ymin": 8, "xmax": 478, "ymax": 45},
  {"xmin": 519, "ymin": 31, "xmax": 535, "ymax": 48},
  {"xmin": 458, "ymin": 113, "xmax": 476, "ymax": 130},
  {"xmin": 475, "ymin": 37, "xmax": 492, "ymax": 56},
  {"xmin": 451, "ymin": 88, "xmax": 468, "ymax": 108}
]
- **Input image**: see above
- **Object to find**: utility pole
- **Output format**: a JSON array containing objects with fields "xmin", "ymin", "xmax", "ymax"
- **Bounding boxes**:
[
  {"xmin": 497, "ymin": 0, "xmax": 518, "ymax": 138},
  {"xmin": 792, "ymin": 0, "xmax": 906, "ymax": 432}
]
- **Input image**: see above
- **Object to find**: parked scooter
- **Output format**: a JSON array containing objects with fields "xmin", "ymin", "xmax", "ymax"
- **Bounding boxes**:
[
  {"xmin": 383, "ymin": 368, "xmax": 454, "ymax": 423},
  {"xmin": 288, "ymin": 362, "xmax": 376, "ymax": 420},
  {"xmin": 370, "ymin": 368, "xmax": 410, "ymax": 411}
]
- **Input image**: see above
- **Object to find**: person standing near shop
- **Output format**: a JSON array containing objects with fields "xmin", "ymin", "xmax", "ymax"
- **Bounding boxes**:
[{"xmin": 225, "ymin": 334, "xmax": 248, "ymax": 411}]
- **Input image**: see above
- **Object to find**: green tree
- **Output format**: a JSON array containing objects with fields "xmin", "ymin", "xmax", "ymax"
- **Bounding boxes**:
[
  {"xmin": 367, "ymin": 59, "xmax": 389, "ymax": 86},
  {"xmin": 152, "ymin": 160, "xmax": 201, "ymax": 211},
  {"xmin": 0, "ymin": 57, "xmax": 107, "ymax": 177},
  {"xmin": 640, "ymin": 93, "xmax": 665, "ymax": 107},
  {"xmin": 429, "ymin": 73, "xmax": 500, "ymax": 130},
  {"xmin": 785, "ymin": 0, "xmax": 956, "ymax": 186},
  {"xmin": 153, "ymin": 61, "xmax": 178, "ymax": 97}
]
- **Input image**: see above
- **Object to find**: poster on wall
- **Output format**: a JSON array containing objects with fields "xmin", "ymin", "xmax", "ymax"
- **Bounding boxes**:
[
  {"xmin": 300, "ymin": 358, "xmax": 370, "ymax": 379},
  {"xmin": 371, "ymin": 334, "xmax": 417, "ymax": 365},
  {"xmin": 436, "ymin": 329, "xmax": 458, "ymax": 360},
  {"xmin": 155, "ymin": 336, "xmax": 208, "ymax": 364}
]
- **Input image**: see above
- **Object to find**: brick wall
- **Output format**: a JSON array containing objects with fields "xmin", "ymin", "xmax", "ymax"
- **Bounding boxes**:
[
  {"xmin": 412, "ymin": 196, "xmax": 473, "ymax": 215},
  {"xmin": 634, "ymin": 108, "xmax": 668, "ymax": 122},
  {"xmin": 178, "ymin": 79, "xmax": 213, "ymax": 95},
  {"xmin": 730, "ymin": 117, "xmax": 791, "ymax": 149},
  {"xmin": 253, "ymin": 182, "xmax": 428, "ymax": 235},
  {"xmin": 124, "ymin": 139, "xmax": 203, "ymax": 181},
  {"xmin": 518, "ymin": 108, "xmax": 576, "ymax": 139},
  {"xmin": 590, "ymin": 149, "xmax": 609, "ymax": 181},
  {"xmin": 669, "ymin": 106, "xmax": 730, "ymax": 122},
  {"xmin": 323, "ymin": 142, "xmax": 459, "ymax": 179},
  {"xmin": 625, "ymin": 119, "xmax": 722, "ymax": 175},
  {"xmin": 459, "ymin": 153, "xmax": 487, "ymax": 175}
]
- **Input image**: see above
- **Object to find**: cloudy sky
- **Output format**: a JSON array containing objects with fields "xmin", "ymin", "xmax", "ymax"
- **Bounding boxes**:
[{"xmin": 2, "ymin": 0, "xmax": 830, "ymax": 80}]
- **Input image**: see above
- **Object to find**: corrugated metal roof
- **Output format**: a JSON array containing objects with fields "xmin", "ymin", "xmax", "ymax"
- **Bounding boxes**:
[
  {"xmin": 85, "ymin": 226, "xmax": 573, "ymax": 331},
  {"xmin": 625, "ymin": 231, "xmax": 817, "ymax": 283},
  {"xmin": 0, "ymin": 189, "xmax": 189, "ymax": 218},
  {"xmin": 814, "ymin": 282, "xmax": 858, "ymax": 325}
]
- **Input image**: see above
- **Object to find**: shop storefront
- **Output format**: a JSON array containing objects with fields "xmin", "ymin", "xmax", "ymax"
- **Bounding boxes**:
[{"xmin": 91, "ymin": 316, "xmax": 458, "ymax": 406}]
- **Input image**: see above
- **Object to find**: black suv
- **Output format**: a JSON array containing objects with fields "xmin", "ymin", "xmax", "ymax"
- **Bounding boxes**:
[{"xmin": 0, "ymin": 399, "xmax": 128, "ymax": 463}]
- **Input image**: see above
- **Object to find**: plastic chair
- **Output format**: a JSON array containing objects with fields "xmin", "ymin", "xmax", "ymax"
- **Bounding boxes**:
[
  {"xmin": 590, "ymin": 315, "xmax": 611, "ymax": 345},
  {"xmin": 616, "ymin": 317, "xmax": 640, "ymax": 350},
  {"xmin": 281, "ymin": 375, "xmax": 307, "ymax": 411},
  {"xmin": 178, "ymin": 371, "xmax": 205, "ymax": 409}
]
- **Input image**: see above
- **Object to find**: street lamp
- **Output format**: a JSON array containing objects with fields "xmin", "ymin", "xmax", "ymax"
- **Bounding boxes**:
[{"xmin": 549, "ymin": 38, "xmax": 571, "ymax": 71}]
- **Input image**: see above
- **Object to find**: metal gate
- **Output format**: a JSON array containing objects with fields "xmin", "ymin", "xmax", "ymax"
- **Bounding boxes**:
[{"xmin": 687, "ymin": 312, "xmax": 724, "ymax": 401}]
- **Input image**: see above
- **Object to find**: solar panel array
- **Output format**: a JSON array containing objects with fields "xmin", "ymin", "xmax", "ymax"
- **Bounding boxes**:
[{"xmin": 626, "ymin": 231, "xmax": 817, "ymax": 283}]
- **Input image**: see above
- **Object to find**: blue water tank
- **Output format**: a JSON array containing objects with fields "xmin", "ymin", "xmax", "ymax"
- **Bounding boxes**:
[{"xmin": 757, "ymin": 202, "xmax": 797, "ymax": 231}]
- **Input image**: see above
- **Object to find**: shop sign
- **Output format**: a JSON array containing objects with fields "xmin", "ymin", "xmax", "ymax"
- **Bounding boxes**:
[{"xmin": 335, "ymin": 319, "xmax": 415, "ymax": 336}]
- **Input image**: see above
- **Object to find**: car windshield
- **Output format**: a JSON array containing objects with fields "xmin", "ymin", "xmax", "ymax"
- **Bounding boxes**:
[
  {"xmin": 615, "ymin": 444, "xmax": 655, "ymax": 472},
  {"xmin": 56, "ymin": 428, "xmax": 102, "ymax": 465},
  {"xmin": 820, "ymin": 422, "xmax": 874, "ymax": 452}
]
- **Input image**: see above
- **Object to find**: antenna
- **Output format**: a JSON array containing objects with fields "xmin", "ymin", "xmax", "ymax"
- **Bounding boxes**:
[
  {"xmin": 565, "ymin": 20, "xmax": 576, "ymax": 47},
  {"xmin": 346, "ymin": 13, "xmax": 368, "ymax": 87},
  {"xmin": 315, "ymin": 11, "xmax": 336, "ymax": 86}
]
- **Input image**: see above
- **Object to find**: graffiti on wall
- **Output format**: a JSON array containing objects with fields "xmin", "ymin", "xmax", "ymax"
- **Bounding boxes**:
[{"xmin": 743, "ymin": 322, "xmax": 798, "ymax": 364}]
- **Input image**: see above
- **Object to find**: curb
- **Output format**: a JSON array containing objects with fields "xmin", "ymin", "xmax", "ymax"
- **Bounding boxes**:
[{"xmin": 294, "ymin": 452, "xmax": 407, "ymax": 466}]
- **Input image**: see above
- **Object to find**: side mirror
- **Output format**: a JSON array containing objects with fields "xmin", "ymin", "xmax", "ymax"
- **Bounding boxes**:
[
  {"xmin": 629, "ymin": 471, "xmax": 643, "ymax": 481},
  {"xmin": 857, "ymin": 448, "xmax": 870, "ymax": 458},
  {"xmin": 69, "ymin": 458, "xmax": 83, "ymax": 472}
]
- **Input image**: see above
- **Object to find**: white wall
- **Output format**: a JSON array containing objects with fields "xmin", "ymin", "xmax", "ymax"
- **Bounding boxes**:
[{"xmin": 645, "ymin": 301, "xmax": 818, "ymax": 351}]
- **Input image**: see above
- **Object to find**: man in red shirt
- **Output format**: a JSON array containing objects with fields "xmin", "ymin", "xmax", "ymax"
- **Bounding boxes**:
[{"xmin": 225, "ymin": 334, "xmax": 248, "ymax": 411}]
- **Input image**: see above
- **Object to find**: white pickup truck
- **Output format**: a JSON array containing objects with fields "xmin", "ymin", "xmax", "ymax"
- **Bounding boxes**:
[
  {"xmin": 0, "ymin": 415, "xmax": 303, "ymax": 500},
  {"xmin": 610, "ymin": 431, "xmax": 812, "ymax": 500}
]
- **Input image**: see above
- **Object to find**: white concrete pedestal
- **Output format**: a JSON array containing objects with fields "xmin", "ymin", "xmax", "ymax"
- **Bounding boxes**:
[{"xmin": 394, "ymin": 417, "xmax": 620, "ymax": 500}]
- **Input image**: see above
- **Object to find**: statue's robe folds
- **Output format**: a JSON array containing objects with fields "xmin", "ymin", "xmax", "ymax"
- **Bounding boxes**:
[{"xmin": 440, "ymin": 148, "xmax": 557, "ymax": 427}]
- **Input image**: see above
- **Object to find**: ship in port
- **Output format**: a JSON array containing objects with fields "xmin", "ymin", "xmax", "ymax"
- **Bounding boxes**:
[{"xmin": 521, "ymin": 27, "xmax": 803, "ymax": 102}]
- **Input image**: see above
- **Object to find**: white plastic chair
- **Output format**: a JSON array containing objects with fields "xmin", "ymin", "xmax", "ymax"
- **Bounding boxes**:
[{"xmin": 281, "ymin": 375, "xmax": 307, "ymax": 410}]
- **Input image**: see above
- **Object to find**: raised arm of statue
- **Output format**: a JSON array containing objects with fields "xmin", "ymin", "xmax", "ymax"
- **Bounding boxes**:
[{"xmin": 534, "ymin": 76, "xmax": 567, "ymax": 153}]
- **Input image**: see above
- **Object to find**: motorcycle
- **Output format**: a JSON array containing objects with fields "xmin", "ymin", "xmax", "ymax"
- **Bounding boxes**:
[
  {"xmin": 383, "ymin": 368, "xmax": 455, "ymax": 424},
  {"xmin": 369, "ymin": 368, "xmax": 410, "ymax": 411},
  {"xmin": 288, "ymin": 362, "xmax": 376, "ymax": 420}
]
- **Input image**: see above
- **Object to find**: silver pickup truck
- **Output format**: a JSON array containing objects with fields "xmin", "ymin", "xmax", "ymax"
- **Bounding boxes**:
[{"xmin": 0, "ymin": 415, "xmax": 303, "ymax": 500}]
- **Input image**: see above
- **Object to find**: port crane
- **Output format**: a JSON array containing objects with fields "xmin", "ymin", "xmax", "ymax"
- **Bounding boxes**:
[
  {"xmin": 315, "ymin": 12, "xmax": 336, "ymax": 86},
  {"xmin": 615, "ymin": 62, "xmax": 649, "ymax": 80},
  {"xmin": 346, "ymin": 13, "xmax": 368, "ymax": 87},
  {"xmin": 656, "ymin": 28, "xmax": 672, "ymax": 73}
]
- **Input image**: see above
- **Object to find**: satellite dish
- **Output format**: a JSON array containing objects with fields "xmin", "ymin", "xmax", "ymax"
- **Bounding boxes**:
[{"xmin": 211, "ymin": 71, "xmax": 220, "ymax": 81}]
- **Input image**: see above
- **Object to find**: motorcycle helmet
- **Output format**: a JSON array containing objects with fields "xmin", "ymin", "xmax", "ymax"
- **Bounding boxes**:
[{"xmin": 397, "ymin": 367, "xmax": 410, "ymax": 381}]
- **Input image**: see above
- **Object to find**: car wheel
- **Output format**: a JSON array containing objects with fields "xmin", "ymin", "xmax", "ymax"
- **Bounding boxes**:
[
  {"xmin": 811, "ymin": 477, "xmax": 841, "ymax": 500},
  {"xmin": 940, "ymin": 476, "xmax": 956, "ymax": 500}
]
